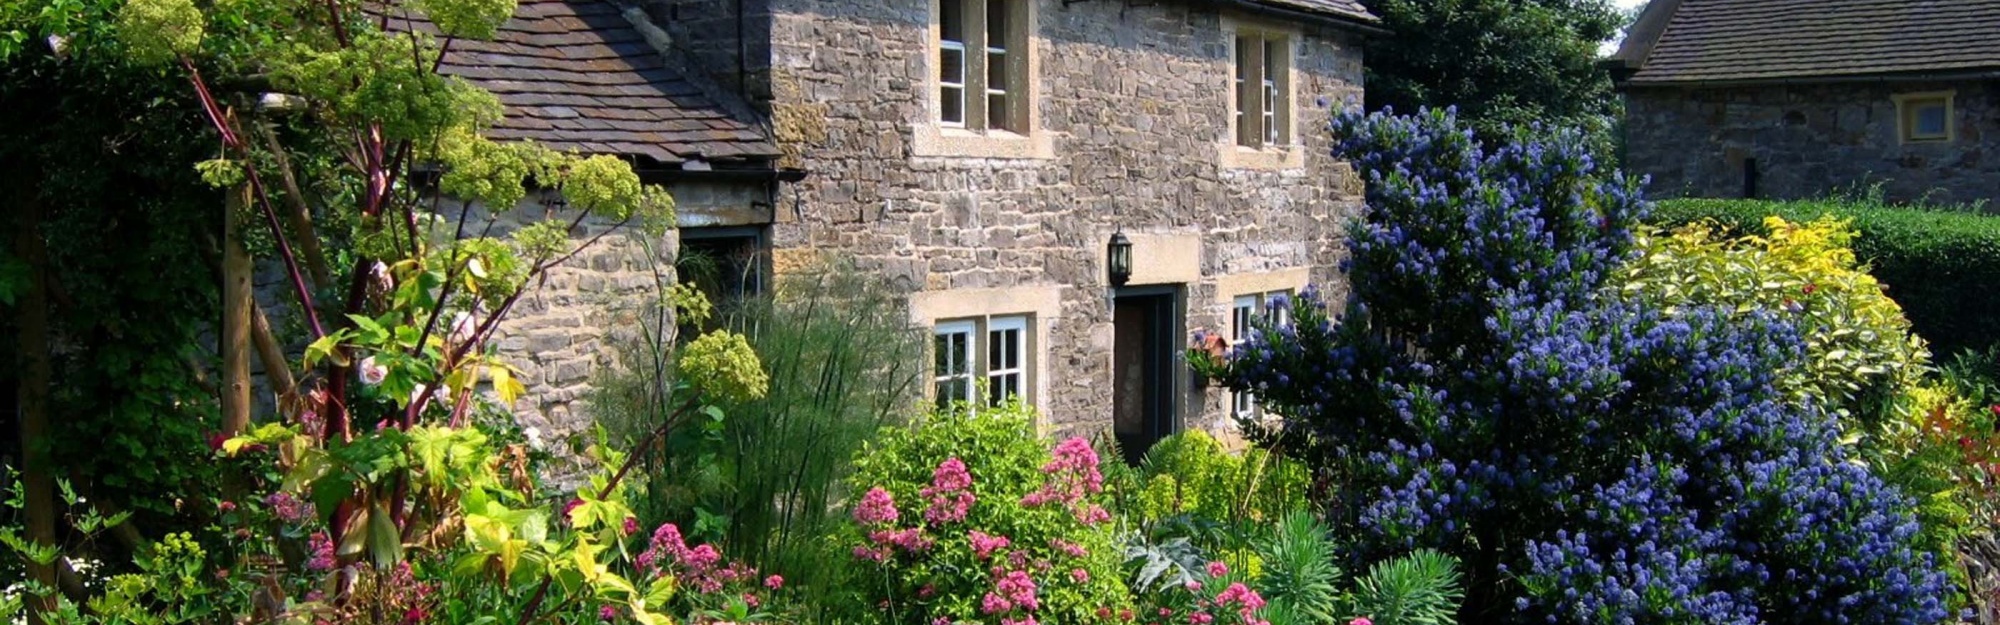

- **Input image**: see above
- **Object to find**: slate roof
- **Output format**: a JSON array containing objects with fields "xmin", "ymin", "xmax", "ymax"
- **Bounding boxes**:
[
  {"xmin": 1243, "ymin": 0, "xmax": 1379, "ymax": 23},
  {"xmin": 1627, "ymin": 0, "xmax": 2000, "ymax": 85},
  {"xmin": 395, "ymin": 0, "xmax": 778, "ymax": 165}
]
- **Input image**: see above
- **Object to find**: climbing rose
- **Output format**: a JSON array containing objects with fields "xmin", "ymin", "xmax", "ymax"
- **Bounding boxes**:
[{"xmin": 357, "ymin": 356, "xmax": 388, "ymax": 386}]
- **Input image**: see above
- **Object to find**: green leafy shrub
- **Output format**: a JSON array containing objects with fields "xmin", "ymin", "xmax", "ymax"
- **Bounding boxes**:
[
  {"xmin": 834, "ymin": 401, "xmax": 1132, "ymax": 624},
  {"xmin": 1255, "ymin": 512, "xmax": 1342, "ymax": 625},
  {"xmin": 1348, "ymin": 550, "xmax": 1462, "ymax": 625},
  {"xmin": 1652, "ymin": 197, "xmax": 2000, "ymax": 358},
  {"xmin": 1133, "ymin": 431, "xmax": 1310, "ymax": 526},
  {"xmin": 600, "ymin": 262, "xmax": 924, "ymax": 605},
  {"xmin": 1618, "ymin": 215, "xmax": 1931, "ymax": 420}
]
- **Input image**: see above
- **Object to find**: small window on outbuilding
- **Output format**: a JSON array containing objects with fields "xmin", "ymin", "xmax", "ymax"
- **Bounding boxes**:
[{"xmin": 1894, "ymin": 92, "xmax": 1955, "ymax": 144}]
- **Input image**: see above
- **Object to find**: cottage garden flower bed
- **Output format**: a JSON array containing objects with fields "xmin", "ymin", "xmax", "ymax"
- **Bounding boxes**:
[{"xmin": 1, "ymin": 82, "xmax": 1982, "ymax": 625}]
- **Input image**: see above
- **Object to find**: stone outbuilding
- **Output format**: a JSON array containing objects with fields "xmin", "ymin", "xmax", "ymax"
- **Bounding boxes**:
[
  {"xmin": 1607, "ymin": 0, "xmax": 2000, "ymax": 206},
  {"xmin": 406, "ymin": 0, "xmax": 796, "ymax": 447}
]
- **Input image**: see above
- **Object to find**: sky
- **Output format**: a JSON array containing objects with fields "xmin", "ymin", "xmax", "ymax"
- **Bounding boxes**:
[{"xmin": 1601, "ymin": 0, "xmax": 1653, "ymax": 56}]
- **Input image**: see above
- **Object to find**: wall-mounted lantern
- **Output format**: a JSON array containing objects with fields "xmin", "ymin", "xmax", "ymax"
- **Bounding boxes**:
[{"xmin": 1107, "ymin": 230, "xmax": 1133, "ymax": 287}]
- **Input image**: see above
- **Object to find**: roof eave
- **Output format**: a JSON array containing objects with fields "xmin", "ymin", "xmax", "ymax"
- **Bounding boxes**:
[
  {"xmin": 1213, "ymin": 0, "xmax": 1387, "ymax": 36},
  {"xmin": 1625, "ymin": 68, "xmax": 2000, "ymax": 89}
]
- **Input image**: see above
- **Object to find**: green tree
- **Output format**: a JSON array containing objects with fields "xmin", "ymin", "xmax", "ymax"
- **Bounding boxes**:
[
  {"xmin": 2, "ymin": 0, "xmax": 679, "ymax": 621},
  {"xmin": 1361, "ymin": 0, "xmax": 1623, "ymax": 144}
]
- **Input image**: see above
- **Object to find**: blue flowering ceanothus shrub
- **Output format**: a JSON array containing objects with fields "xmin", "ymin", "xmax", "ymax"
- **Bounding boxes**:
[{"xmin": 1195, "ymin": 109, "xmax": 1951, "ymax": 623}]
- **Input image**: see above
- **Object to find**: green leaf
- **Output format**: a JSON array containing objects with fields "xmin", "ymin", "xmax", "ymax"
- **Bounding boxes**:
[{"xmin": 367, "ymin": 502, "xmax": 403, "ymax": 569}]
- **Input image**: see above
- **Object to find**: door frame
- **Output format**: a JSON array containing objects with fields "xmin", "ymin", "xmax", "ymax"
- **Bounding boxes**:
[{"xmin": 1112, "ymin": 284, "xmax": 1186, "ymax": 462}]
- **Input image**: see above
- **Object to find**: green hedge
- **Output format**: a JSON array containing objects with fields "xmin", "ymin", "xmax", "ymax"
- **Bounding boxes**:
[{"xmin": 1651, "ymin": 198, "xmax": 2000, "ymax": 358}]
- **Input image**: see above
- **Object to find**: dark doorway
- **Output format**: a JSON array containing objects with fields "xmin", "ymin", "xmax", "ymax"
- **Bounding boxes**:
[
  {"xmin": 679, "ymin": 226, "xmax": 766, "ymax": 318},
  {"xmin": 1113, "ymin": 286, "xmax": 1183, "ymax": 465}
]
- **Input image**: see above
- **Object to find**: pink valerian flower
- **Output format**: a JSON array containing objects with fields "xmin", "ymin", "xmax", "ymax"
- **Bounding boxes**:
[
  {"xmin": 1191, "ymin": 613, "xmax": 1215, "ymax": 625},
  {"xmin": 265, "ymin": 491, "xmax": 314, "ymax": 524},
  {"xmin": 1206, "ymin": 560, "xmax": 1230, "ymax": 578},
  {"xmin": 853, "ymin": 486, "xmax": 901, "ymax": 526},
  {"xmin": 995, "ymin": 569, "xmax": 1040, "ymax": 611},
  {"xmin": 1214, "ymin": 582, "xmax": 1268, "ymax": 623},
  {"xmin": 1001, "ymin": 618, "xmax": 1039, "ymax": 625},
  {"xmin": 852, "ymin": 544, "xmax": 890, "ymax": 562},
  {"xmin": 1048, "ymin": 538, "xmax": 1087, "ymax": 559},
  {"xmin": 982, "ymin": 592, "xmax": 1015, "ymax": 614},
  {"xmin": 970, "ymin": 530, "xmax": 1012, "ymax": 559},
  {"xmin": 621, "ymin": 516, "xmax": 640, "ymax": 536},
  {"xmin": 1070, "ymin": 568, "xmax": 1090, "ymax": 583},
  {"xmin": 1185, "ymin": 579, "xmax": 1204, "ymax": 591},
  {"xmin": 1021, "ymin": 438, "xmax": 1109, "ymax": 523},
  {"xmin": 1348, "ymin": 618, "xmax": 1374, "ymax": 625},
  {"xmin": 306, "ymin": 532, "xmax": 337, "ymax": 571},
  {"xmin": 742, "ymin": 593, "xmax": 761, "ymax": 608},
  {"xmin": 764, "ymin": 574, "xmax": 785, "ymax": 590},
  {"xmin": 599, "ymin": 605, "xmax": 619, "ymax": 621},
  {"xmin": 637, "ymin": 523, "xmax": 734, "ymax": 592},
  {"xmin": 868, "ymin": 528, "xmax": 934, "ymax": 552}
]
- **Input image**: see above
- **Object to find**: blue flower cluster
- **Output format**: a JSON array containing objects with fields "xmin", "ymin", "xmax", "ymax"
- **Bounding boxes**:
[{"xmin": 1213, "ymin": 109, "xmax": 1950, "ymax": 623}]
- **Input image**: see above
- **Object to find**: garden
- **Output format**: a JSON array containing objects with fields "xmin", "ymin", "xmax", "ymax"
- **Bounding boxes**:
[{"xmin": 6, "ymin": 0, "xmax": 2000, "ymax": 623}]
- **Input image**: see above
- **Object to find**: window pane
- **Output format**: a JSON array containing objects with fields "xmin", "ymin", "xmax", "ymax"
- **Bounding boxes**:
[
  {"xmin": 1235, "ymin": 36, "xmax": 1256, "ymax": 147},
  {"xmin": 940, "ymin": 47, "xmax": 965, "ymax": 84},
  {"xmin": 988, "ymin": 94, "xmax": 1009, "ymax": 131},
  {"xmin": 942, "ymin": 86, "xmax": 964, "ymax": 124},
  {"xmin": 987, "ymin": 0, "xmax": 1008, "ymax": 49},
  {"xmin": 1916, "ymin": 103, "xmax": 1947, "ymax": 137},
  {"xmin": 940, "ymin": 0, "xmax": 964, "ymax": 44}
]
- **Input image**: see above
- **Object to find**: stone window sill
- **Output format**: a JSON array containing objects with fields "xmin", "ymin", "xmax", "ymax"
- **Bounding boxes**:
[
  {"xmin": 1218, "ymin": 143, "xmax": 1305, "ymax": 170},
  {"xmin": 913, "ymin": 124, "xmax": 1054, "ymax": 160}
]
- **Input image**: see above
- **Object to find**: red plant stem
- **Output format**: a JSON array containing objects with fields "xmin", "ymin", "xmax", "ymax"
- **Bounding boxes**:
[
  {"xmin": 325, "ymin": 0, "xmax": 349, "ymax": 45},
  {"xmin": 512, "ymin": 398, "xmax": 698, "ymax": 625},
  {"xmin": 180, "ymin": 57, "xmax": 326, "ymax": 340}
]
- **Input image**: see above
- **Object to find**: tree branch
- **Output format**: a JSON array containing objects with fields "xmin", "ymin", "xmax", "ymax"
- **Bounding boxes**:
[{"xmin": 254, "ymin": 122, "xmax": 335, "ymax": 292}]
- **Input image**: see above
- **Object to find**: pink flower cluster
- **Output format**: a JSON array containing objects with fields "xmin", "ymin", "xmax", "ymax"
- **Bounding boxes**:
[
  {"xmin": 306, "ymin": 531, "xmax": 337, "ymax": 571},
  {"xmin": 921, "ymin": 458, "xmax": 977, "ymax": 524},
  {"xmin": 853, "ymin": 486, "xmax": 901, "ymax": 526},
  {"xmin": 637, "ymin": 523, "xmax": 737, "ymax": 593},
  {"xmin": 1048, "ymin": 537, "xmax": 1089, "ymax": 559},
  {"xmin": 1213, "ymin": 582, "xmax": 1270, "ymax": 625},
  {"xmin": 970, "ymin": 530, "xmax": 1012, "ymax": 559},
  {"xmin": 265, "ymin": 491, "xmax": 314, "ymax": 524},
  {"xmin": 385, "ymin": 561, "xmax": 436, "ymax": 624},
  {"xmin": 981, "ymin": 569, "xmax": 1041, "ymax": 614},
  {"xmin": 1020, "ymin": 438, "xmax": 1110, "ymax": 525}
]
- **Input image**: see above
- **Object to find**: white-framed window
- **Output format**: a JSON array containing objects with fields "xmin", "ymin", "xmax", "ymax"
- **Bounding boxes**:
[
  {"xmin": 932, "ymin": 315, "xmax": 1033, "ymax": 410},
  {"xmin": 1230, "ymin": 290, "xmax": 1292, "ymax": 419},
  {"xmin": 933, "ymin": 319, "xmax": 977, "ymax": 408},
  {"xmin": 934, "ymin": 0, "xmax": 1024, "ymax": 132},
  {"xmin": 1232, "ymin": 30, "xmax": 1291, "ymax": 148},
  {"xmin": 1895, "ymin": 91, "xmax": 1954, "ymax": 144}
]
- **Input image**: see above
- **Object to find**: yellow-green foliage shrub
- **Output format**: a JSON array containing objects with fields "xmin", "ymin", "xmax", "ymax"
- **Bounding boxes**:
[
  {"xmin": 1620, "ymin": 215, "xmax": 1991, "ymax": 558},
  {"xmin": 1133, "ymin": 431, "xmax": 1310, "ymax": 525},
  {"xmin": 1619, "ymin": 215, "xmax": 1931, "ymax": 420}
]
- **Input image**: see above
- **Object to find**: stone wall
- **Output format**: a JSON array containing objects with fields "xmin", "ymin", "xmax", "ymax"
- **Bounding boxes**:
[
  {"xmin": 756, "ymin": 0, "xmax": 1367, "ymax": 436},
  {"xmin": 1625, "ymin": 81, "xmax": 2000, "ymax": 206},
  {"xmin": 252, "ymin": 197, "xmax": 683, "ymax": 476}
]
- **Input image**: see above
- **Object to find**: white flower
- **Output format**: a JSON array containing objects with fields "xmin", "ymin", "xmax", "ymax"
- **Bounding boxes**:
[
  {"xmin": 357, "ymin": 356, "xmax": 388, "ymax": 386},
  {"xmin": 523, "ymin": 427, "xmax": 545, "ymax": 451},
  {"xmin": 409, "ymin": 383, "xmax": 450, "ymax": 409},
  {"xmin": 449, "ymin": 311, "xmax": 478, "ymax": 347}
]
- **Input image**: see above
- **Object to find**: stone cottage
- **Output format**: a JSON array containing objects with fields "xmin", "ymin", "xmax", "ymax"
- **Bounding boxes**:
[
  {"xmin": 433, "ymin": 0, "xmax": 1376, "ymax": 458},
  {"xmin": 1607, "ymin": 0, "xmax": 2000, "ymax": 206}
]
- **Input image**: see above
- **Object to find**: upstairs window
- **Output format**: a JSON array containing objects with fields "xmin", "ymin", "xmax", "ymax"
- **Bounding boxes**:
[
  {"xmin": 1232, "ymin": 31, "xmax": 1291, "ymax": 148},
  {"xmin": 936, "ymin": 0, "xmax": 1025, "ymax": 132},
  {"xmin": 1895, "ymin": 92, "xmax": 1954, "ymax": 144}
]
